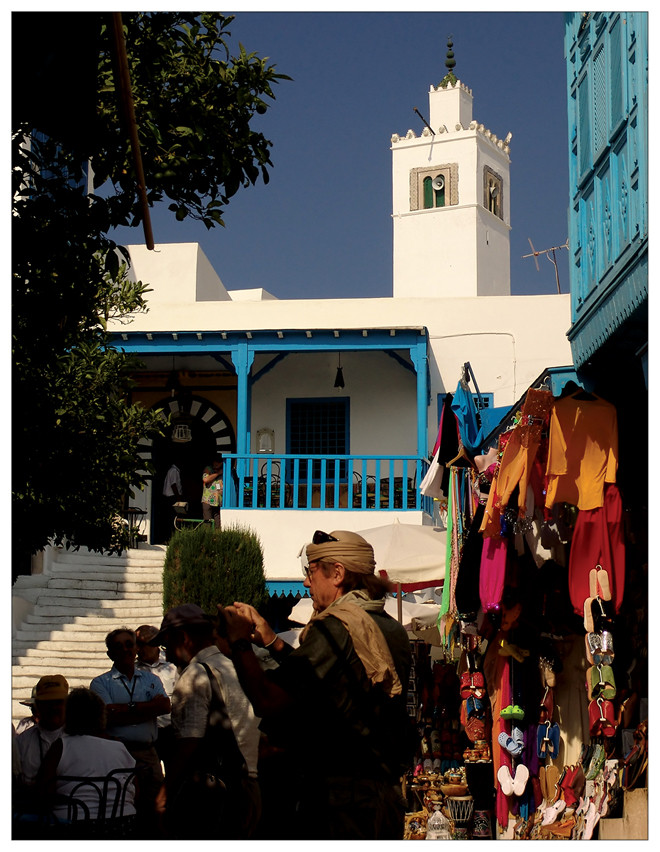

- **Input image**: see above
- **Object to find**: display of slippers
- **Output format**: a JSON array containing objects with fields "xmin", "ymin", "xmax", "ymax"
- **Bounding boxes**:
[
  {"xmin": 596, "ymin": 566, "xmax": 611, "ymax": 601},
  {"xmin": 500, "ymin": 704, "xmax": 525, "ymax": 721},
  {"xmin": 498, "ymin": 731, "xmax": 523, "ymax": 757},
  {"xmin": 497, "ymin": 764, "xmax": 515, "ymax": 796},
  {"xmin": 537, "ymin": 720, "xmax": 560, "ymax": 759},
  {"xmin": 586, "ymin": 664, "xmax": 616, "ymax": 700},
  {"xmin": 497, "ymin": 764, "xmax": 529, "ymax": 797},
  {"xmin": 512, "ymin": 764, "xmax": 529, "ymax": 796},
  {"xmin": 541, "ymin": 797, "xmax": 566, "ymax": 826},
  {"xmin": 544, "ymin": 765, "xmax": 561, "ymax": 805},
  {"xmin": 588, "ymin": 697, "xmax": 617, "ymax": 738}
]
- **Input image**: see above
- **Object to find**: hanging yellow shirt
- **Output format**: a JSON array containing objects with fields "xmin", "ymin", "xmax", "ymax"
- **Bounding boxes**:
[{"xmin": 545, "ymin": 394, "xmax": 618, "ymax": 511}]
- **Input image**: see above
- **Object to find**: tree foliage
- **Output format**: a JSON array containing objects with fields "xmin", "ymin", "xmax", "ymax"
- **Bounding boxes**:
[
  {"xmin": 163, "ymin": 524, "xmax": 268, "ymax": 614},
  {"xmin": 12, "ymin": 12, "xmax": 288, "ymax": 563}
]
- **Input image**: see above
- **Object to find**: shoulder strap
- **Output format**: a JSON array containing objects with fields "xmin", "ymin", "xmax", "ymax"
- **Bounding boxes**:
[{"xmin": 199, "ymin": 662, "xmax": 247, "ymax": 778}]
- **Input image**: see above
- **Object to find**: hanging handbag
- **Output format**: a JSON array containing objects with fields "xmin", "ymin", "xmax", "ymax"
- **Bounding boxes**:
[{"xmin": 168, "ymin": 662, "xmax": 248, "ymax": 840}]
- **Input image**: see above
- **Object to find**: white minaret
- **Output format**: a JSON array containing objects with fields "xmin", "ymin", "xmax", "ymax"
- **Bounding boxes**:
[{"xmin": 391, "ymin": 39, "xmax": 512, "ymax": 299}]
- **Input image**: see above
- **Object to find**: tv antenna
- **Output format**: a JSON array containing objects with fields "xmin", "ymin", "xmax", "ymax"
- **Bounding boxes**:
[{"xmin": 523, "ymin": 238, "xmax": 569, "ymax": 294}]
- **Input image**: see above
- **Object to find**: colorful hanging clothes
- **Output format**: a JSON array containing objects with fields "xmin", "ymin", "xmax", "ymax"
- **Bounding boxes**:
[
  {"xmin": 568, "ymin": 483, "xmax": 625, "ymax": 615},
  {"xmin": 436, "ymin": 391, "xmax": 459, "ymax": 496},
  {"xmin": 545, "ymin": 393, "xmax": 618, "ymax": 511},
  {"xmin": 479, "ymin": 535, "xmax": 508, "ymax": 613},
  {"xmin": 451, "ymin": 379, "xmax": 483, "ymax": 456},
  {"xmin": 493, "ymin": 389, "xmax": 554, "ymax": 515},
  {"xmin": 479, "ymin": 430, "xmax": 513, "ymax": 537}
]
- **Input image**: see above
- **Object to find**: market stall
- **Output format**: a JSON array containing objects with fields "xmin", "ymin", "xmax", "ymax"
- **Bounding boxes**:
[{"xmin": 401, "ymin": 372, "xmax": 647, "ymax": 840}]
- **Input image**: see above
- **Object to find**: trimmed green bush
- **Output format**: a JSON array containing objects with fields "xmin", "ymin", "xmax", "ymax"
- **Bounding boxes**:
[{"xmin": 162, "ymin": 522, "xmax": 268, "ymax": 614}]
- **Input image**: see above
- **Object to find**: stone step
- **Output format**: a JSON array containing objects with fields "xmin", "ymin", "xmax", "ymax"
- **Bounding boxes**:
[
  {"xmin": 35, "ymin": 585, "xmax": 163, "ymax": 599},
  {"xmin": 45, "ymin": 577, "xmax": 163, "ymax": 590},
  {"xmin": 31, "ymin": 604, "xmax": 164, "ymax": 618},
  {"xmin": 12, "ymin": 657, "xmax": 112, "ymax": 689},
  {"xmin": 47, "ymin": 568, "xmax": 163, "ymax": 584},
  {"xmin": 14, "ymin": 650, "xmax": 110, "ymax": 663},
  {"xmin": 14, "ymin": 627, "xmax": 130, "ymax": 643},
  {"xmin": 48, "ymin": 564, "xmax": 165, "ymax": 575},
  {"xmin": 18, "ymin": 618, "xmax": 153, "ymax": 633},
  {"xmin": 52, "ymin": 549, "xmax": 166, "ymax": 566}
]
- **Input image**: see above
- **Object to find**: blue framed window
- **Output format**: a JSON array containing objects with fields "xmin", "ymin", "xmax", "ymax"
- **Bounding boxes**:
[
  {"xmin": 286, "ymin": 397, "xmax": 350, "ymax": 481},
  {"xmin": 437, "ymin": 392, "xmax": 493, "ymax": 422}
]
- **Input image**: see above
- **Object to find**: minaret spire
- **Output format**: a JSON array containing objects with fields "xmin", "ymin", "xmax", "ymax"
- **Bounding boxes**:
[{"xmin": 439, "ymin": 35, "xmax": 458, "ymax": 88}]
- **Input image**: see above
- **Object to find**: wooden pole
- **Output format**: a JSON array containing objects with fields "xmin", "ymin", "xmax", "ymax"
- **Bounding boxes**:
[
  {"xmin": 111, "ymin": 13, "xmax": 154, "ymax": 250},
  {"xmin": 397, "ymin": 582, "xmax": 403, "ymax": 623}
]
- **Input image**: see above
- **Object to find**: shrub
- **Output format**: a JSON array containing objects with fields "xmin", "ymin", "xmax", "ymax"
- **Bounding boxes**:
[{"xmin": 162, "ymin": 522, "xmax": 268, "ymax": 614}]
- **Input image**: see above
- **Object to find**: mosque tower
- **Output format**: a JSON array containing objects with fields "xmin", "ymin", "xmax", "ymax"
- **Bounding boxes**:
[{"xmin": 391, "ymin": 38, "xmax": 512, "ymax": 298}]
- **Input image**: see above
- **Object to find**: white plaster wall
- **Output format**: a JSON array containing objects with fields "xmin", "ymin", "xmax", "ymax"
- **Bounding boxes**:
[
  {"xmin": 128, "ymin": 242, "xmax": 230, "ymax": 304},
  {"xmin": 393, "ymin": 207, "xmax": 479, "ymax": 298},
  {"xmin": 428, "ymin": 82, "xmax": 474, "ymax": 131},
  {"xmin": 475, "ymin": 210, "xmax": 511, "ymax": 297},
  {"xmin": 251, "ymin": 350, "xmax": 417, "ymax": 455},
  {"xmin": 223, "ymin": 508, "xmax": 429, "ymax": 580}
]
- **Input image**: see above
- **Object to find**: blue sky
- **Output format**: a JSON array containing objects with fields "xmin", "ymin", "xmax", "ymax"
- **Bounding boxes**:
[{"xmin": 111, "ymin": 11, "xmax": 571, "ymax": 300}]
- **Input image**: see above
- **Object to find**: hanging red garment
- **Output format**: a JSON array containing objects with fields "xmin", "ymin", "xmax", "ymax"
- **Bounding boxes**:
[
  {"xmin": 484, "ymin": 634, "xmax": 512, "ymax": 830},
  {"xmin": 568, "ymin": 483, "xmax": 625, "ymax": 615},
  {"xmin": 545, "ymin": 393, "xmax": 618, "ymax": 511}
]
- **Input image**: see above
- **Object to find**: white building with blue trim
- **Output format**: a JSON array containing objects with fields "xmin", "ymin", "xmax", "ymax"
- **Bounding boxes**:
[{"xmin": 109, "ymin": 59, "xmax": 573, "ymax": 594}]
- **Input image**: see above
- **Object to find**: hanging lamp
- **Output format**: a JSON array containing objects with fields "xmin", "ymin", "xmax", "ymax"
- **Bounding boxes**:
[{"xmin": 334, "ymin": 352, "xmax": 345, "ymax": 388}]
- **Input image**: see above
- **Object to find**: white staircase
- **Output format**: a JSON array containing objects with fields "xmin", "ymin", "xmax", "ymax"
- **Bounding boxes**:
[{"xmin": 12, "ymin": 545, "xmax": 166, "ymax": 724}]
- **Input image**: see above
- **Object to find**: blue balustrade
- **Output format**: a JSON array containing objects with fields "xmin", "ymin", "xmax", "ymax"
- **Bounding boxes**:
[{"xmin": 222, "ymin": 454, "xmax": 433, "ymax": 514}]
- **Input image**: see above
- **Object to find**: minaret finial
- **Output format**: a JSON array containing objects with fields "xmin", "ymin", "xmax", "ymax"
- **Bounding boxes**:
[
  {"xmin": 445, "ymin": 36, "xmax": 456, "ymax": 73},
  {"xmin": 439, "ymin": 35, "xmax": 458, "ymax": 88}
]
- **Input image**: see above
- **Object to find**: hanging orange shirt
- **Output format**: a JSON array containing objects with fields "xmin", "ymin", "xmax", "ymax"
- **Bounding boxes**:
[{"xmin": 545, "ymin": 394, "xmax": 618, "ymax": 511}]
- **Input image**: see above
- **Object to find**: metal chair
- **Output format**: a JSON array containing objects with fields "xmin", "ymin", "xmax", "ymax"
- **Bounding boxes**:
[{"xmin": 52, "ymin": 767, "xmax": 137, "ymax": 838}]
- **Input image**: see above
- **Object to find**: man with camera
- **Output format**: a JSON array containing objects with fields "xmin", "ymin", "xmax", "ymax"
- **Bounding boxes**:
[
  {"xmin": 221, "ymin": 529, "xmax": 415, "ymax": 840},
  {"xmin": 148, "ymin": 604, "xmax": 261, "ymax": 839}
]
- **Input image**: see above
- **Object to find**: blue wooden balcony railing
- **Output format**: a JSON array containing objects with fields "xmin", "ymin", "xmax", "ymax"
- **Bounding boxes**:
[{"xmin": 221, "ymin": 454, "xmax": 433, "ymax": 514}]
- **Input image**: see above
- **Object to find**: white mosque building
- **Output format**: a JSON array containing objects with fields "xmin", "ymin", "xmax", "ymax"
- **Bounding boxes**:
[{"xmin": 107, "ymin": 57, "xmax": 573, "ymax": 590}]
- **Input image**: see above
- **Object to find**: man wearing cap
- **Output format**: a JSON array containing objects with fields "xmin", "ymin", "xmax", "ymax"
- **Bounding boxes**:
[
  {"xmin": 222, "ymin": 529, "xmax": 414, "ymax": 840},
  {"xmin": 90, "ymin": 627, "xmax": 170, "ymax": 836},
  {"xmin": 135, "ymin": 624, "xmax": 179, "ymax": 769},
  {"xmin": 149, "ymin": 604, "xmax": 261, "ymax": 839},
  {"xmin": 15, "ymin": 674, "xmax": 68, "ymax": 787}
]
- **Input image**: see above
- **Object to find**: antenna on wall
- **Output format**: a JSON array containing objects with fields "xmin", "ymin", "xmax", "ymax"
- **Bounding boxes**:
[{"xmin": 523, "ymin": 238, "xmax": 569, "ymax": 294}]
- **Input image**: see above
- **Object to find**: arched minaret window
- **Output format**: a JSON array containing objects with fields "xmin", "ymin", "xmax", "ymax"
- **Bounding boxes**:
[
  {"xmin": 483, "ymin": 166, "xmax": 503, "ymax": 220},
  {"xmin": 423, "ymin": 174, "xmax": 446, "ymax": 208}
]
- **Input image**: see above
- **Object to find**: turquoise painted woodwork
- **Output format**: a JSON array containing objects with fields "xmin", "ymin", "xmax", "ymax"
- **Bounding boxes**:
[
  {"xmin": 564, "ymin": 12, "xmax": 648, "ymax": 370},
  {"xmin": 221, "ymin": 454, "xmax": 434, "ymax": 515}
]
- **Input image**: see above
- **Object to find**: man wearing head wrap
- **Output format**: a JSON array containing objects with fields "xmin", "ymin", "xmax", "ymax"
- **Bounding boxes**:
[{"xmin": 221, "ymin": 530, "xmax": 414, "ymax": 840}]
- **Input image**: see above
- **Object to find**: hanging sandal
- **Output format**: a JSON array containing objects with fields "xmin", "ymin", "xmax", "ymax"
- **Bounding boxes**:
[
  {"xmin": 497, "ymin": 764, "xmax": 515, "ymax": 796},
  {"xmin": 544, "ymin": 765, "xmax": 561, "ymax": 804},
  {"xmin": 586, "ymin": 664, "xmax": 616, "ymax": 700},
  {"xmin": 498, "ymin": 731, "xmax": 523, "ymax": 757},
  {"xmin": 596, "ymin": 566, "xmax": 611, "ymax": 601},
  {"xmin": 512, "ymin": 763, "xmax": 529, "ymax": 796}
]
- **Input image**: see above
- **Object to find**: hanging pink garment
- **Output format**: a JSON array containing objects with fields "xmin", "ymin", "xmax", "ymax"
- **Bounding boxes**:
[
  {"xmin": 479, "ymin": 535, "xmax": 508, "ymax": 613},
  {"xmin": 568, "ymin": 483, "xmax": 625, "ymax": 615}
]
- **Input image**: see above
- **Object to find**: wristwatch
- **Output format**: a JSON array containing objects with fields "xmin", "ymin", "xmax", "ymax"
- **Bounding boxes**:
[{"xmin": 230, "ymin": 639, "xmax": 252, "ymax": 654}]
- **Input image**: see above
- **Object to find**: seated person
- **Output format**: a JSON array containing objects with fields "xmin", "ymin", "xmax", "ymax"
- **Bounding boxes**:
[{"xmin": 36, "ymin": 688, "xmax": 136, "ymax": 832}]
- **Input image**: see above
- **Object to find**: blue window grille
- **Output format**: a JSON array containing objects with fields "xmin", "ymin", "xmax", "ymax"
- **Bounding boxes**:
[
  {"xmin": 286, "ymin": 397, "xmax": 350, "ymax": 481},
  {"xmin": 437, "ymin": 392, "xmax": 493, "ymax": 423}
]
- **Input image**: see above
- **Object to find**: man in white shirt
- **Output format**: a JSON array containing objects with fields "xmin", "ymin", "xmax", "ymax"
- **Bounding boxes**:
[
  {"xmin": 161, "ymin": 461, "xmax": 183, "ymax": 541},
  {"xmin": 136, "ymin": 624, "xmax": 179, "ymax": 769},
  {"xmin": 149, "ymin": 604, "xmax": 261, "ymax": 839}
]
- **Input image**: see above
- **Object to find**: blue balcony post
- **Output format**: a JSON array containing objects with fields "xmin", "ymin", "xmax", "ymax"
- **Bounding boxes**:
[
  {"xmin": 411, "ymin": 337, "xmax": 429, "ymax": 462},
  {"xmin": 234, "ymin": 340, "xmax": 254, "ymax": 487}
]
